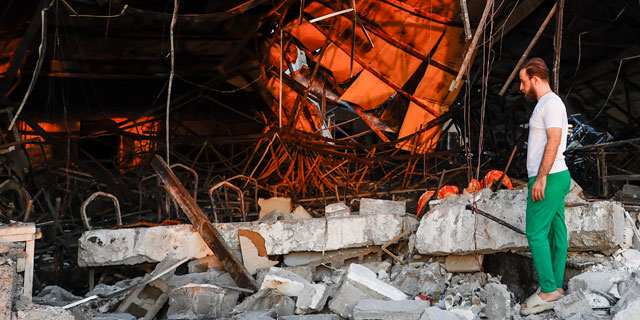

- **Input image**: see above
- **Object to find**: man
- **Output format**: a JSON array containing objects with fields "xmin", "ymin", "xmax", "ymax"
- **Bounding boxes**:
[{"xmin": 518, "ymin": 58, "xmax": 571, "ymax": 316}]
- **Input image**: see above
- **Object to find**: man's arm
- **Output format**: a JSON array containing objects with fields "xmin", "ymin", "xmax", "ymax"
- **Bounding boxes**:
[{"xmin": 531, "ymin": 127, "xmax": 562, "ymax": 201}]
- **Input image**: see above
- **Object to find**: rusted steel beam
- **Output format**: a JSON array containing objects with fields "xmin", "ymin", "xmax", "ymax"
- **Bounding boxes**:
[{"xmin": 151, "ymin": 155, "xmax": 257, "ymax": 290}]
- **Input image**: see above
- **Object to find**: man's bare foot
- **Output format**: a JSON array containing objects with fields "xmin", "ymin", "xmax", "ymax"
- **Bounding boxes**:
[{"xmin": 521, "ymin": 289, "xmax": 563, "ymax": 309}]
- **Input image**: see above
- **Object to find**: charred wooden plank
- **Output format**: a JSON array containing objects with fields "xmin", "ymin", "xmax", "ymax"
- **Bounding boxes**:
[{"xmin": 151, "ymin": 155, "xmax": 257, "ymax": 290}]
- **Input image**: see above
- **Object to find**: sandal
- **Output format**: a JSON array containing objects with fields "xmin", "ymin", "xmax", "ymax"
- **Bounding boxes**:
[{"xmin": 520, "ymin": 292, "xmax": 555, "ymax": 316}]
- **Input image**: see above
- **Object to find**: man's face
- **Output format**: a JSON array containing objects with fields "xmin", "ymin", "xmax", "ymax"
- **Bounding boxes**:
[{"xmin": 519, "ymin": 69, "xmax": 537, "ymax": 102}]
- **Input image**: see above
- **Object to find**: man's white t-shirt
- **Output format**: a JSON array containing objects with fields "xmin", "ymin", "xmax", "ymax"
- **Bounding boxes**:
[{"xmin": 527, "ymin": 92, "xmax": 568, "ymax": 178}]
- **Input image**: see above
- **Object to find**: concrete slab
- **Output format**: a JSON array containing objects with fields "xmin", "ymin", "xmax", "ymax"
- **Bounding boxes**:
[
  {"xmin": 416, "ymin": 189, "xmax": 625, "ymax": 255},
  {"xmin": 78, "ymin": 212, "xmax": 403, "ymax": 266},
  {"xmin": 485, "ymin": 283, "xmax": 511, "ymax": 320},
  {"xmin": 553, "ymin": 291, "xmax": 593, "ymax": 319}
]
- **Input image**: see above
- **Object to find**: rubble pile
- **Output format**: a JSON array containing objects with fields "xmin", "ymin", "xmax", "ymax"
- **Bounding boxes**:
[{"xmin": 2, "ymin": 188, "xmax": 640, "ymax": 319}]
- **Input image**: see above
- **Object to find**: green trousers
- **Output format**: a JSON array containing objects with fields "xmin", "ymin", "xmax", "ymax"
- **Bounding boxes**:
[{"xmin": 526, "ymin": 170, "xmax": 571, "ymax": 293}]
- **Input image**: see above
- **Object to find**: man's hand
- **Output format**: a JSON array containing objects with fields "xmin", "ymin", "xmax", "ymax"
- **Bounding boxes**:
[{"xmin": 531, "ymin": 175, "xmax": 547, "ymax": 201}]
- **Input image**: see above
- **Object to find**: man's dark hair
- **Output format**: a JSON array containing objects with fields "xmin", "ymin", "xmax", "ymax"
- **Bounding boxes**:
[{"xmin": 521, "ymin": 57, "xmax": 550, "ymax": 82}]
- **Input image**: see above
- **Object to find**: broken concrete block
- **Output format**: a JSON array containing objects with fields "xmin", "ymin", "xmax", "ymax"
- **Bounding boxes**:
[
  {"xmin": 329, "ymin": 264, "xmax": 407, "ymax": 318},
  {"xmin": 295, "ymin": 283, "xmax": 330, "ymax": 314},
  {"xmin": 260, "ymin": 267, "xmax": 309, "ymax": 297},
  {"xmin": 614, "ymin": 299, "xmax": 640, "ymax": 320},
  {"xmin": 233, "ymin": 288, "xmax": 295, "ymax": 318},
  {"xmin": 553, "ymin": 290, "xmax": 593, "ymax": 319},
  {"xmin": 292, "ymin": 206, "xmax": 313, "ymax": 219},
  {"xmin": 166, "ymin": 268, "xmax": 236, "ymax": 289},
  {"xmin": 614, "ymin": 248, "xmax": 640, "ymax": 271},
  {"xmin": 77, "ymin": 224, "xmax": 213, "ymax": 267},
  {"xmin": 391, "ymin": 263, "xmax": 447, "ymax": 296},
  {"xmin": 419, "ymin": 306, "xmax": 463, "ymax": 320},
  {"xmin": 444, "ymin": 255, "xmax": 483, "ymax": 273},
  {"xmin": 325, "ymin": 203, "xmax": 350, "ymax": 218},
  {"xmin": 216, "ymin": 213, "xmax": 403, "ymax": 255},
  {"xmin": 416, "ymin": 189, "xmax": 625, "ymax": 255},
  {"xmin": 187, "ymin": 255, "xmax": 223, "ymax": 273},
  {"xmin": 232, "ymin": 310, "xmax": 276, "ymax": 320},
  {"xmin": 448, "ymin": 308, "xmax": 476, "ymax": 320},
  {"xmin": 259, "ymin": 197, "xmax": 292, "ymax": 219},
  {"xmin": 353, "ymin": 299, "xmax": 430, "ymax": 320},
  {"xmin": 281, "ymin": 315, "xmax": 342, "ymax": 320},
  {"xmin": 360, "ymin": 198, "xmax": 405, "ymax": 216},
  {"xmin": 283, "ymin": 266, "xmax": 314, "ymax": 283},
  {"xmin": 239, "ymin": 229, "xmax": 278, "ymax": 275},
  {"xmin": 0, "ymin": 264, "xmax": 15, "ymax": 320},
  {"xmin": 485, "ymin": 283, "xmax": 511, "ymax": 320},
  {"xmin": 79, "ymin": 213, "xmax": 402, "ymax": 266},
  {"xmin": 568, "ymin": 270, "xmax": 628, "ymax": 294},
  {"xmin": 284, "ymin": 247, "xmax": 383, "ymax": 281},
  {"xmin": 90, "ymin": 313, "xmax": 137, "ymax": 320},
  {"xmin": 612, "ymin": 272, "xmax": 640, "ymax": 314},
  {"xmin": 584, "ymin": 292, "xmax": 612, "ymax": 309},
  {"xmin": 167, "ymin": 284, "xmax": 240, "ymax": 319}
]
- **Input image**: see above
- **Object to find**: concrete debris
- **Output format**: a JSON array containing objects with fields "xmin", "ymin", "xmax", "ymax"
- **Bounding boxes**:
[
  {"xmin": 295, "ymin": 283, "xmax": 330, "ymax": 313},
  {"xmin": 567, "ymin": 270, "xmax": 627, "ymax": 293},
  {"xmin": 166, "ymin": 268, "xmax": 236, "ymax": 288},
  {"xmin": 167, "ymin": 283, "xmax": 240, "ymax": 319},
  {"xmin": 260, "ymin": 267, "xmax": 310, "ymax": 297},
  {"xmin": 292, "ymin": 206, "xmax": 314, "ymax": 219},
  {"xmin": 78, "ymin": 210, "xmax": 403, "ymax": 264},
  {"xmin": 329, "ymin": 263, "xmax": 407, "ymax": 318},
  {"xmin": 281, "ymin": 314, "xmax": 342, "ymax": 320},
  {"xmin": 553, "ymin": 290, "xmax": 593, "ymax": 319},
  {"xmin": 116, "ymin": 279, "xmax": 169, "ymax": 319},
  {"xmin": 416, "ymin": 189, "xmax": 625, "ymax": 255},
  {"xmin": 391, "ymin": 262, "xmax": 448, "ymax": 296},
  {"xmin": 325, "ymin": 202, "xmax": 351, "ymax": 218},
  {"xmin": 187, "ymin": 255, "xmax": 224, "ymax": 273},
  {"xmin": 419, "ymin": 306, "xmax": 465, "ymax": 320},
  {"xmin": 584, "ymin": 291, "xmax": 612, "ymax": 308},
  {"xmin": 258, "ymin": 197, "xmax": 293, "ymax": 219},
  {"xmin": 485, "ymin": 283, "xmax": 512, "ymax": 320},
  {"xmin": 233, "ymin": 288, "xmax": 295, "ymax": 318},
  {"xmin": 284, "ymin": 246, "xmax": 382, "ymax": 281},
  {"xmin": 614, "ymin": 248, "xmax": 640, "ymax": 271},
  {"xmin": 614, "ymin": 299, "xmax": 640, "ymax": 320},
  {"xmin": 611, "ymin": 271, "xmax": 640, "ymax": 314},
  {"xmin": 232, "ymin": 310, "xmax": 276, "ymax": 320},
  {"xmin": 353, "ymin": 299, "xmax": 429, "ymax": 320},
  {"xmin": 359, "ymin": 198, "xmax": 406, "ymax": 216}
]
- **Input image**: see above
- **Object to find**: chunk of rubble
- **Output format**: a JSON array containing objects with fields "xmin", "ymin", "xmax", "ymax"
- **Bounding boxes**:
[
  {"xmin": 568, "ymin": 270, "xmax": 628, "ymax": 293},
  {"xmin": 325, "ymin": 203, "xmax": 350, "ymax": 218},
  {"xmin": 187, "ymin": 255, "xmax": 223, "ymax": 273},
  {"xmin": 280, "ymin": 314, "xmax": 342, "ymax": 320},
  {"xmin": 416, "ymin": 189, "xmax": 625, "ymax": 255},
  {"xmin": 611, "ymin": 272, "xmax": 640, "ymax": 314},
  {"xmin": 391, "ymin": 262, "xmax": 447, "ymax": 296},
  {"xmin": 329, "ymin": 263, "xmax": 407, "ymax": 318},
  {"xmin": 259, "ymin": 267, "xmax": 329, "ymax": 313},
  {"xmin": 167, "ymin": 283, "xmax": 240, "ymax": 319},
  {"xmin": 485, "ymin": 283, "xmax": 511, "ymax": 320},
  {"xmin": 352, "ymin": 299, "xmax": 430, "ymax": 320},
  {"xmin": 78, "ymin": 212, "xmax": 403, "ymax": 266},
  {"xmin": 553, "ymin": 290, "xmax": 593, "ymax": 319},
  {"xmin": 233, "ymin": 288, "xmax": 295, "ymax": 318},
  {"xmin": 614, "ymin": 299, "xmax": 640, "ymax": 320},
  {"xmin": 359, "ymin": 198, "xmax": 406, "ymax": 216},
  {"xmin": 419, "ymin": 306, "xmax": 464, "ymax": 320}
]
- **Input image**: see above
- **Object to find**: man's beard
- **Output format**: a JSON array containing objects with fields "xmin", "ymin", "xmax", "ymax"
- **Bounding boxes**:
[{"xmin": 524, "ymin": 87, "xmax": 537, "ymax": 102}]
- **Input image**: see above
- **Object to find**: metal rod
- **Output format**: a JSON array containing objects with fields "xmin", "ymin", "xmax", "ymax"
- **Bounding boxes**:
[
  {"xmin": 465, "ymin": 205, "xmax": 526, "ymax": 235},
  {"xmin": 309, "ymin": 8, "xmax": 353, "ymax": 24},
  {"xmin": 498, "ymin": 3, "xmax": 557, "ymax": 96}
]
